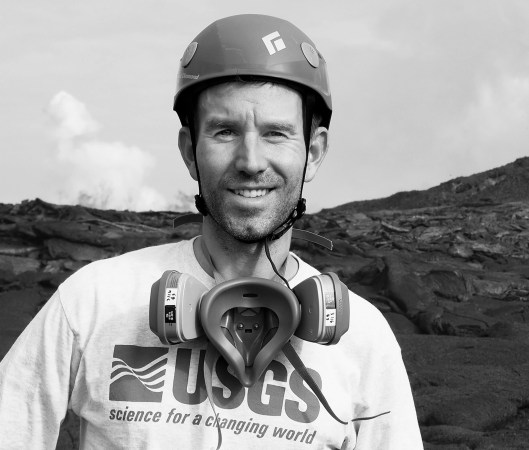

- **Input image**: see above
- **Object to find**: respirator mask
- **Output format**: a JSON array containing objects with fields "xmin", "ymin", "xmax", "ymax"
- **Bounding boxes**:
[{"xmin": 150, "ymin": 269, "xmax": 349, "ymax": 386}]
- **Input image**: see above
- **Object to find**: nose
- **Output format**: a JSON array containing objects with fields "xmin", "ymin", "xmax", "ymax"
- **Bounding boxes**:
[{"xmin": 233, "ymin": 133, "xmax": 267, "ymax": 175}]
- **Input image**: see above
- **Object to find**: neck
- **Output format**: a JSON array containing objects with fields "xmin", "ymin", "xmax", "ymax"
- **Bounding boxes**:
[{"xmin": 195, "ymin": 216, "xmax": 296, "ymax": 283}]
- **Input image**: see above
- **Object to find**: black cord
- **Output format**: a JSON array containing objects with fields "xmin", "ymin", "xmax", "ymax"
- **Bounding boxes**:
[
  {"xmin": 351, "ymin": 411, "xmax": 391, "ymax": 422},
  {"xmin": 264, "ymin": 237, "xmax": 291, "ymax": 289}
]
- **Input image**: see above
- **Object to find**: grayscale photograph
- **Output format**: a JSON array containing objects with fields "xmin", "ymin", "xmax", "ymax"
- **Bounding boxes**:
[{"xmin": 1, "ymin": 1, "xmax": 528, "ymax": 449}]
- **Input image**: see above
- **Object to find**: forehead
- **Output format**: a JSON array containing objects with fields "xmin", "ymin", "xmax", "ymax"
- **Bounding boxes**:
[{"xmin": 196, "ymin": 81, "xmax": 303, "ymax": 123}]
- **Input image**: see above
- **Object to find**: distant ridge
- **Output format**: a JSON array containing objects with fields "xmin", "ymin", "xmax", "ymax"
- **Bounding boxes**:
[{"xmin": 326, "ymin": 157, "xmax": 529, "ymax": 214}]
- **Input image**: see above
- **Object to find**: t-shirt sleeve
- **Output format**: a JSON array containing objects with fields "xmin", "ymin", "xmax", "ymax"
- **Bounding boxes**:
[
  {"xmin": 0, "ymin": 290, "xmax": 77, "ymax": 449},
  {"xmin": 353, "ymin": 354, "xmax": 423, "ymax": 449},
  {"xmin": 351, "ymin": 314, "xmax": 423, "ymax": 450}
]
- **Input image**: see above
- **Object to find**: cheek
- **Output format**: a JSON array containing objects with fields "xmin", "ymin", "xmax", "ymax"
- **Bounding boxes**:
[
  {"xmin": 195, "ymin": 148, "xmax": 227, "ymax": 179},
  {"xmin": 278, "ymin": 152, "xmax": 307, "ymax": 180}
]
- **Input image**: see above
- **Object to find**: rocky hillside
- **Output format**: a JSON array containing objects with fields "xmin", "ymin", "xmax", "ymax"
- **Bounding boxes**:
[
  {"xmin": 333, "ymin": 156, "xmax": 529, "ymax": 213},
  {"xmin": 1, "ymin": 158, "xmax": 529, "ymax": 449}
]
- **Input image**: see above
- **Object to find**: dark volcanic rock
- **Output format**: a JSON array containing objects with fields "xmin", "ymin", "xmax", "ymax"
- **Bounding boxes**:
[
  {"xmin": 33, "ymin": 221, "xmax": 114, "ymax": 246},
  {"xmin": 0, "ymin": 254, "xmax": 40, "ymax": 275},
  {"xmin": 383, "ymin": 254, "xmax": 436, "ymax": 314},
  {"xmin": 0, "ymin": 288, "xmax": 49, "ymax": 360},
  {"xmin": 400, "ymin": 334, "xmax": 529, "ymax": 448}
]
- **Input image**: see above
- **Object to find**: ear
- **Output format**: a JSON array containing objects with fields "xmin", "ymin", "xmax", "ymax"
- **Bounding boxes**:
[
  {"xmin": 178, "ymin": 127, "xmax": 198, "ymax": 181},
  {"xmin": 304, "ymin": 127, "xmax": 329, "ymax": 182}
]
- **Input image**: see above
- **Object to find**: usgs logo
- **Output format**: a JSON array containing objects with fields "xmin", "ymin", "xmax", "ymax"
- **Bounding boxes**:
[{"xmin": 109, "ymin": 345, "xmax": 322, "ymax": 424}]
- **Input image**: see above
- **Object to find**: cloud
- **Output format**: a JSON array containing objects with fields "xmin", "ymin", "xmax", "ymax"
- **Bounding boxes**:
[
  {"xmin": 466, "ymin": 76, "xmax": 529, "ymax": 144},
  {"xmin": 47, "ymin": 91, "xmax": 194, "ymax": 212},
  {"xmin": 314, "ymin": 16, "xmax": 410, "ymax": 55},
  {"xmin": 48, "ymin": 91, "xmax": 101, "ymax": 140},
  {"xmin": 437, "ymin": 74, "xmax": 529, "ymax": 173}
]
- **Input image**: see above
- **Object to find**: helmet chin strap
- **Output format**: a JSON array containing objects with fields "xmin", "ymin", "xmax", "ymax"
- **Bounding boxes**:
[{"xmin": 187, "ymin": 114, "xmax": 209, "ymax": 217}]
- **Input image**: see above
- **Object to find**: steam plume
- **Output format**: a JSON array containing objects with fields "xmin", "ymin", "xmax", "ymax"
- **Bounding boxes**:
[{"xmin": 47, "ymin": 91, "xmax": 194, "ymax": 212}]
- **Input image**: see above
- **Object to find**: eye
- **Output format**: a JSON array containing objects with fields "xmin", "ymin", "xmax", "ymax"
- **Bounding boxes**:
[
  {"xmin": 214, "ymin": 129, "xmax": 237, "ymax": 140},
  {"xmin": 265, "ymin": 130, "xmax": 288, "ymax": 139}
]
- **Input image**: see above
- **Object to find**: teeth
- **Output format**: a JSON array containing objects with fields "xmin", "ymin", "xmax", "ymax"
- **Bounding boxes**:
[{"xmin": 234, "ymin": 189, "xmax": 269, "ymax": 198}]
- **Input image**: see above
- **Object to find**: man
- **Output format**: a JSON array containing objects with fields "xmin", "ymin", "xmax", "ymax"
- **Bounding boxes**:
[{"xmin": 0, "ymin": 14, "xmax": 422, "ymax": 449}]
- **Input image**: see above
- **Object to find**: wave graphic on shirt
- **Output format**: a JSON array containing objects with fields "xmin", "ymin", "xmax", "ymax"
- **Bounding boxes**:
[
  {"xmin": 109, "ymin": 345, "xmax": 169, "ymax": 402},
  {"xmin": 111, "ymin": 354, "xmax": 167, "ymax": 392}
]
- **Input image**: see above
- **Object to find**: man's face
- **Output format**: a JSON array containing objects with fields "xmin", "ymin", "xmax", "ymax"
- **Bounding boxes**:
[{"xmin": 192, "ymin": 82, "xmax": 307, "ymax": 242}]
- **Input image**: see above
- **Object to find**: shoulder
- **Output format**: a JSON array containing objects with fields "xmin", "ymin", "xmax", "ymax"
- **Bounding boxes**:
[
  {"xmin": 54, "ymin": 239, "xmax": 200, "ymax": 345},
  {"xmin": 347, "ymin": 290, "xmax": 398, "ymax": 345},
  {"xmin": 56, "ymin": 239, "xmax": 198, "ymax": 317}
]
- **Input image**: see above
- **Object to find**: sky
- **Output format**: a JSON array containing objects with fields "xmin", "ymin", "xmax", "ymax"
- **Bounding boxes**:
[{"xmin": 1, "ymin": 0, "xmax": 529, "ymax": 213}]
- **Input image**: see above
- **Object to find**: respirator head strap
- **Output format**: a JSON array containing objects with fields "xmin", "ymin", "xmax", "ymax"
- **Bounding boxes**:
[{"xmin": 282, "ymin": 341, "xmax": 348, "ymax": 425}]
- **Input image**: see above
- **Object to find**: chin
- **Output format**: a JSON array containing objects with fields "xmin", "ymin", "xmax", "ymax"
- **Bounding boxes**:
[
  {"xmin": 223, "ymin": 221, "xmax": 271, "ymax": 243},
  {"xmin": 207, "ymin": 197, "xmax": 297, "ymax": 242}
]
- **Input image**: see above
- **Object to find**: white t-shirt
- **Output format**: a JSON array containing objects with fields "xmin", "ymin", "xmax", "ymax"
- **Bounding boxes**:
[{"xmin": 0, "ymin": 240, "xmax": 423, "ymax": 449}]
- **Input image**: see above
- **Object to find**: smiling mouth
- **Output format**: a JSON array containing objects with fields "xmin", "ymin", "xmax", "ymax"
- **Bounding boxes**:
[{"xmin": 232, "ymin": 189, "xmax": 271, "ymax": 198}]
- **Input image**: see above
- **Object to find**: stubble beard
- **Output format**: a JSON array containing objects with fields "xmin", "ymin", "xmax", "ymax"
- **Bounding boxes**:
[{"xmin": 202, "ymin": 177, "xmax": 301, "ymax": 243}]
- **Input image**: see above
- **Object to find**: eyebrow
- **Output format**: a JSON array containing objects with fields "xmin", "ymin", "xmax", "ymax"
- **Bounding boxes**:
[
  {"xmin": 266, "ymin": 122, "xmax": 298, "ymax": 135},
  {"xmin": 202, "ymin": 118, "xmax": 238, "ymax": 133},
  {"xmin": 202, "ymin": 117, "xmax": 298, "ymax": 135}
]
